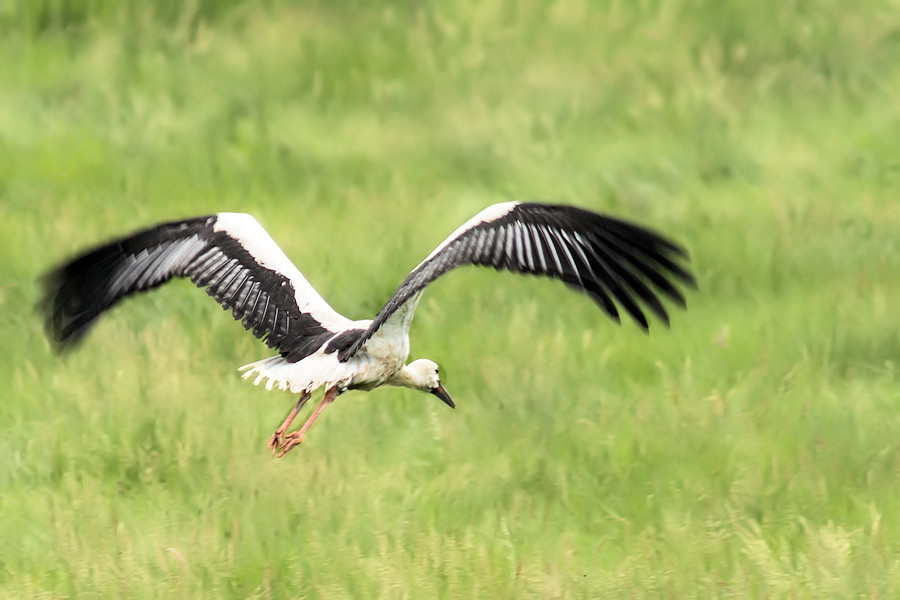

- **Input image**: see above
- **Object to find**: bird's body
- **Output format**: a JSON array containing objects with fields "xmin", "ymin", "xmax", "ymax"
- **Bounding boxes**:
[
  {"xmin": 240, "ymin": 320, "xmax": 404, "ymax": 394},
  {"xmin": 41, "ymin": 202, "xmax": 694, "ymax": 456}
]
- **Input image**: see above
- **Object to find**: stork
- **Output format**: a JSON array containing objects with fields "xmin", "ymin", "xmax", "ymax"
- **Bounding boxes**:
[{"xmin": 40, "ymin": 202, "xmax": 694, "ymax": 457}]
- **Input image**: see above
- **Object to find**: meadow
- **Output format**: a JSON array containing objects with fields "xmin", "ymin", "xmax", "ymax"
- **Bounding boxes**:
[{"xmin": 1, "ymin": 0, "xmax": 899, "ymax": 597}]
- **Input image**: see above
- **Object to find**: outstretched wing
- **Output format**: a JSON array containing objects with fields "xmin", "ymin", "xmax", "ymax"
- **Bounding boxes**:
[
  {"xmin": 337, "ymin": 202, "xmax": 694, "ymax": 361},
  {"xmin": 40, "ymin": 213, "xmax": 352, "ymax": 362}
]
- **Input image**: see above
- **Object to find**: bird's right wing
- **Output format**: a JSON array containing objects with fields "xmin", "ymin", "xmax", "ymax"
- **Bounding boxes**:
[
  {"xmin": 40, "ymin": 213, "xmax": 352, "ymax": 362},
  {"xmin": 336, "ymin": 202, "xmax": 695, "ymax": 361}
]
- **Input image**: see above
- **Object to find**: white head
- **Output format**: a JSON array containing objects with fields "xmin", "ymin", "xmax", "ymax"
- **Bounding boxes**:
[{"xmin": 399, "ymin": 359, "xmax": 454, "ymax": 408}]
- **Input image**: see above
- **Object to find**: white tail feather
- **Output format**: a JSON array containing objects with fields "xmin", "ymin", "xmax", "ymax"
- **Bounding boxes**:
[
  {"xmin": 240, "ymin": 357, "xmax": 295, "ymax": 391},
  {"xmin": 239, "ymin": 352, "xmax": 371, "ymax": 394}
]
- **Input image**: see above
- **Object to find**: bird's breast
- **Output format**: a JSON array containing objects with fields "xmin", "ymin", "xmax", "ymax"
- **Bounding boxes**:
[
  {"xmin": 342, "ymin": 333, "xmax": 408, "ymax": 391},
  {"xmin": 360, "ymin": 332, "xmax": 409, "ymax": 364},
  {"xmin": 346, "ymin": 351, "xmax": 405, "ymax": 391}
]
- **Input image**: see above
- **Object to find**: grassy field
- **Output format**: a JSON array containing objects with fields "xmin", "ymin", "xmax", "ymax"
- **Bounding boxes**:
[{"xmin": 2, "ymin": 0, "xmax": 900, "ymax": 597}]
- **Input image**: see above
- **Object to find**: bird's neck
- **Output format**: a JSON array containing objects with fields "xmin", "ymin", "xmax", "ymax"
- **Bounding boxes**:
[{"xmin": 386, "ymin": 362, "xmax": 426, "ymax": 391}]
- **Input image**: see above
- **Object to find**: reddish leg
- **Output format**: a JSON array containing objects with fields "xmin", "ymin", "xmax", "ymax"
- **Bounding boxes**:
[
  {"xmin": 276, "ymin": 386, "xmax": 340, "ymax": 458},
  {"xmin": 268, "ymin": 391, "xmax": 311, "ymax": 455}
]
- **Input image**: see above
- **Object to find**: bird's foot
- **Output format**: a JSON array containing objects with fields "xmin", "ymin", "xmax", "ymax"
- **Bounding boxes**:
[
  {"xmin": 275, "ymin": 431, "xmax": 304, "ymax": 458},
  {"xmin": 267, "ymin": 430, "xmax": 285, "ymax": 456}
]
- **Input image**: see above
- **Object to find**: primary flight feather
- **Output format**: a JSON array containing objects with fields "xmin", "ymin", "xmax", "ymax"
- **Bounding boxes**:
[{"xmin": 40, "ymin": 202, "xmax": 694, "ymax": 457}]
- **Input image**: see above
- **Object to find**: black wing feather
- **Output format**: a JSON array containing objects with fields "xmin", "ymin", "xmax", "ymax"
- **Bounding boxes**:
[
  {"xmin": 40, "ymin": 215, "xmax": 339, "ymax": 362},
  {"xmin": 337, "ymin": 202, "xmax": 694, "ymax": 361}
]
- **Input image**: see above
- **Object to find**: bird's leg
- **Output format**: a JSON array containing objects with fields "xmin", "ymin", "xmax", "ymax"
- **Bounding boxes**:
[
  {"xmin": 276, "ymin": 386, "xmax": 339, "ymax": 458},
  {"xmin": 268, "ymin": 391, "xmax": 311, "ymax": 455}
]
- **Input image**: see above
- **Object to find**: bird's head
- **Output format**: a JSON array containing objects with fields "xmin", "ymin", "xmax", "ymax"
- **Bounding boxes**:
[{"xmin": 405, "ymin": 359, "xmax": 454, "ymax": 409}]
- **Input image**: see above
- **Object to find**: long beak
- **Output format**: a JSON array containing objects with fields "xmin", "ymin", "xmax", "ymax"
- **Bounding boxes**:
[{"xmin": 430, "ymin": 384, "xmax": 455, "ymax": 409}]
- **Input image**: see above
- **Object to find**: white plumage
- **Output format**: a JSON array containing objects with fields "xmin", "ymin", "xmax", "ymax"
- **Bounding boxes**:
[{"xmin": 41, "ymin": 202, "xmax": 693, "ymax": 457}]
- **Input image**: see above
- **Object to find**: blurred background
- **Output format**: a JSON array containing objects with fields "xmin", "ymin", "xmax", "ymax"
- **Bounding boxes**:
[{"xmin": 1, "ymin": 0, "xmax": 899, "ymax": 597}]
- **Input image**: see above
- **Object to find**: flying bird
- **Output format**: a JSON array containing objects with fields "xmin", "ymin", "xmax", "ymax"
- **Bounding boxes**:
[{"xmin": 40, "ymin": 202, "xmax": 694, "ymax": 457}]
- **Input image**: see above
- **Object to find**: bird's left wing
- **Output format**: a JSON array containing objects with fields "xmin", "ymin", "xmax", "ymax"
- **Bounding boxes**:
[
  {"xmin": 336, "ymin": 202, "xmax": 695, "ymax": 362},
  {"xmin": 41, "ymin": 213, "xmax": 352, "ymax": 362}
]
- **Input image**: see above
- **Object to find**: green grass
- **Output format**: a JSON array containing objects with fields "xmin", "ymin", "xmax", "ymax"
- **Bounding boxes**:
[{"xmin": 2, "ymin": 0, "xmax": 900, "ymax": 597}]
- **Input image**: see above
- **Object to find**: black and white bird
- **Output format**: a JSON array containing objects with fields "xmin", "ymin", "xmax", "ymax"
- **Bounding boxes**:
[{"xmin": 41, "ymin": 202, "xmax": 694, "ymax": 457}]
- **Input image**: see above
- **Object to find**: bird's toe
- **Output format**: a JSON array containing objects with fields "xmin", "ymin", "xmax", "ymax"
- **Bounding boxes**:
[
  {"xmin": 275, "ymin": 432, "xmax": 304, "ymax": 458},
  {"xmin": 267, "ymin": 432, "xmax": 283, "ymax": 455}
]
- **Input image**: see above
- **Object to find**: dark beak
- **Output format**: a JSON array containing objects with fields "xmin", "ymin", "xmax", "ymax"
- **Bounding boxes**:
[{"xmin": 430, "ymin": 384, "xmax": 455, "ymax": 409}]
